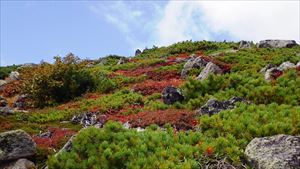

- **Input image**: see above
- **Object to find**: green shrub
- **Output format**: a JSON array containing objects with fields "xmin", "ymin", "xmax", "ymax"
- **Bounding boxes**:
[
  {"xmin": 0, "ymin": 65, "xmax": 19, "ymax": 79},
  {"xmin": 47, "ymin": 122, "xmax": 204, "ymax": 169},
  {"xmin": 21, "ymin": 56, "xmax": 95, "ymax": 107}
]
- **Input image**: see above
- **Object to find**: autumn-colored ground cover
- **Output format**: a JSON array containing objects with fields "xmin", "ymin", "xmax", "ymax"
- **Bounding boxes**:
[
  {"xmin": 132, "ymin": 79, "xmax": 183, "ymax": 95},
  {"xmin": 1, "ymin": 81, "xmax": 21, "ymax": 97},
  {"xmin": 130, "ymin": 109, "xmax": 197, "ymax": 130},
  {"xmin": 32, "ymin": 127, "xmax": 76, "ymax": 149}
]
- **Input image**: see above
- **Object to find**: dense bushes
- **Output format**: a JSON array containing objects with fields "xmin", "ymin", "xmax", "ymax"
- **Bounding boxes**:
[
  {"xmin": 47, "ymin": 122, "xmax": 206, "ymax": 169},
  {"xmin": 21, "ymin": 56, "xmax": 95, "ymax": 107}
]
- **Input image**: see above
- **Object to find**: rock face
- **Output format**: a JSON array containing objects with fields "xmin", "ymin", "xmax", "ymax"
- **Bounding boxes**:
[
  {"xmin": 260, "ymin": 64, "xmax": 276, "ymax": 73},
  {"xmin": 196, "ymin": 62, "xmax": 223, "ymax": 80},
  {"xmin": 257, "ymin": 40, "xmax": 298, "ymax": 48},
  {"xmin": 239, "ymin": 40, "xmax": 252, "ymax": 49},
  {"xmin": 196, "ymin": 97, "xmax": 248, "ymax": 116},
  {"xmin": 0, "ymin": 158, "xmax": 36, "ymax": 169},
  {"xmin": 162, "ymin": 87, "xmax": 184, "ymax": 105},
  {"xmin": 245, "ymin": 134, "xmax": 300, "ymax": 169},
  {"xmin": 135, "ymin": 49, "xmax": 142, "ymax": 56},
  {"xmin": 181, "ymin": 55, "xmax": 208, "ymax": 78},
  {"xmin": 0, "ymin": 130, "xmax": 36, "ymax": 161}
]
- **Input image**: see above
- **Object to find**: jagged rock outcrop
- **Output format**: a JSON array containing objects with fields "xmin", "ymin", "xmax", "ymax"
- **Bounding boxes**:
[
  {"xmin": 239, "ymin": 40, "xmax": 252, "ymax": 49},
  {"xmin": 13, "ymin": 94, "xmax": 28, "ymax": 110},
  {"xmin": 196, "ymin": 62, "xmax": 223, "ymax": 80},
  {"xmin": 0, "ymin": 158, "xmax": 36, "ymax": 169},
  {"xmin": 7, "ymin": 71, "xmax": 20, "ymax": 83},
  {"xmin": 257, "ymin": 40, "xmax": 298, "ymax": 48},
  {"xmin": 162, "ymin": 87, "xmax": 184, "ymax": 105},
  {"xmin": 260, "ymin": 64, "xmax": 276, "ymax": 73},
  {"xmin": 264, "ymin": 68, "xmax": 283, "ymax": 82},
  {"xmin": 245, "ymin": 134, "xmax": 300, "ymax": 169},
  {"xmin": 196, "ymin": 97, "xmax": 248, "ymax": 116},
  {"xmin": 135, "ymin": 49, "xmax": 142, "ymax": 56},
  {"xmin": 261, "ymin": 61, "xmax": 298, "ymax": 81},
  {"xmin": 0, "ymin": 130, "xmax": 36, "ymax": 161},
  {"xmin": 71, "ymin": 112, "xmax": 107, "ymax": 128},
  {"xmin": 181, "ymin": 55, "xmax": 208, "ymax": 78}
]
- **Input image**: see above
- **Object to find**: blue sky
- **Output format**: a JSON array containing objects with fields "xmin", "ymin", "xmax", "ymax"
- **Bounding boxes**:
[{"xmin": 1, "ymin": 1, "xmax": 299, "ymax": 66}]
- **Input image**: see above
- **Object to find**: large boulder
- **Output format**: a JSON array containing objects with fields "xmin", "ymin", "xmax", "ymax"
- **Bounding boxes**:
[
  {"xmin": 196, "ymin": 62, "xmax": 223, "ymax": 80},
  {"xmin": 162, "ymin": 86, "xmax": 184, "ymax": 105},
  {"xmin": 117, "ymin": 58, "xmax": 128, "ymax": 65},
  {"xmin": 181, "ymin": 55, "xmax": 208, "ymax": 78},
  {"xmin": 245, "ymin": 134, "xmax": 300, "ymax": 169},
  {"xmin": 257, "ymin": 40, "xmax": 298, "ymax": 48},
  {"xmin": 277, "ymin": 61, "xmax": 296, "ymax": 71},
  {"xmin": 260, "ymin": 64, "xmax": 276, "ymax": 73},
  {"xmin": 0, "ymin": 158, "xmax": 36, "ymax": 169},
  {"xmin": 196, "ymin": 97, "xmax": 248, "ymax": 116},
  {"xmin": 0, "ymin": 130, "xmax": 36, "ymax": 161},
  {"xmin": 239, "ymin": 40, "xmax": 252, "ymax": 49}
]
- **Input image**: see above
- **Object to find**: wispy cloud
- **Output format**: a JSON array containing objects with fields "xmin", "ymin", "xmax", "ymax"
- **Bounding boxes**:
[{"xmin": 89, "ymin": 1, "xmax": 299, "ymax": 49}]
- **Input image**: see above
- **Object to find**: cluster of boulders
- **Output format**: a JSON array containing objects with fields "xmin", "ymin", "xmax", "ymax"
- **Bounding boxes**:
[
  {"xmin": 261, "ymin": 61, "xmax": 300, "ymax": 81},
  {"xmin": 245, "ymin": 134, "xmax": 300, "ymax": 169},
  {"xmin": 181, "ymin": 54, "xmax": 224, "ymax": 80},
  {"xmin": 257, "ymin": 40, "xmax": 298, "ymax": 48},
  {"xmin": 195, "ymin": 97, "xmax": 249, "ymax": 116},
  {"xmin": 0, "ymin": 94, "xmax": 28, "ymax": 116},
  {"xmin": 0, "ymin": 130, "xmax": 37, "ymax": 169},
  {"xmin": 71, "ymin": 112, "xmax": 108, "ymax": 128}
]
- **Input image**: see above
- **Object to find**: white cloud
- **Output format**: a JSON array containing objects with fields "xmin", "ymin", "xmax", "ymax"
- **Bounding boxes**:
[{"xmin": 156, "ymin": 1, "xmax": 300, "ymax": 46}]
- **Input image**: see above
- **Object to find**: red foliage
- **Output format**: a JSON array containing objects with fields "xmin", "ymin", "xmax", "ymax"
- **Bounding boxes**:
[
  {"xmin": 1, "ymin": 81, "xmax": 21, "ymax": 97},
  {"xmin": 271, "ymin": 69, "xmax": 283, "ymax": 79},
  {"xmin": 132, "ymin": 79, "xmax": 183, "ymax": 95},
  {"xmin": 205, "ymin": 146, "xmax": 214, "ymax": 156},
  {"xmin": 167, "ymin": 53, "xmax": 190, "ymax": 63},
  {"xmin": 57, "ymin": 102, "xmax": 80, "ymax": 110},
  {"xmin": 83, "ymin": 93, "xmax": 101, "ymax": 100},
  {"xmin": 146, "ymin": 70, "xmax": 180, "ymax": 81},
  {"xmin": 130, "ymin": 109, "xmax": 197, "ymax": 130},
  {"xmin": 32, "ymin": 127, "xmax": 76, "ymax": 149}
]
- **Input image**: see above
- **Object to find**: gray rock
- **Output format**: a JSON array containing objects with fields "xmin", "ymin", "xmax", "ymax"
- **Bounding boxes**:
[
  {"xmin": 239, "ymin": 41, "xmax": 252, "ymax": 49},
  {"xmin": 260, "ymin": 64, "xmax": 276, "ymax": 73},
  {"xmin": 162, "ymin": 86, "xmax": 184, "ymax": 105},
  {"xmin": 264, "ymin": 68, "xmax": 283, "ymax": 82},
  {"xmin": 7, "ymin": 71, "xmax": 20, "ymax": 82},
  {"xmin": 0, "ymin": 106, "xmax": 14, "ymax": 116},
  {"xmin": 117, "ymin": 58, "xmax": 128, "ymax": 65},
  {"xmin": 0, "ymin": 80, "xmax": 7, "ymax": 87},
  {"xmin": 135, "ymin": 49, "xmax": 142, "ymax": 56},
  {"xmin": 257, "ymin": 40, "xmax": 298, "ymax": 48},
  {"xmin": 181, "ymin": 55, "xmax": 208, "ymax": 78},
  {"xmin": 196, "ymin": 62, "xmax": 223, "ymax": 80},
  {"xmin": 196, "ymin": 97, "xmax": 248, "ymax": 116},
  {"xmin": 245, "ymin": 134, "xmax": 300, "ymax": 169},
  {"xmin": 13, "ymin": 95, "xmax": 28, "ymax": 110},
  {"xmin": 0, "ymin": 130, "xmax": 36, "ymax": 161},
  {"xmin": 297, "ymin": 61, "xmax": 300, "ymax": 67},
  {"xmin": 277, "ymin": 61, "xmax": 296, "ymax": 71},
  {"xmin": 0, "ymin": 158, "xmax": 36, "ymax": 169}
]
